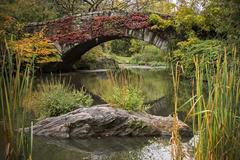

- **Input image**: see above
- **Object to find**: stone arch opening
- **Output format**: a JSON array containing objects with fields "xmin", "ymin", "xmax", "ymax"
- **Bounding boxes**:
[{"xmin": 47, "ymin": 28, "xmax": 168, "ymax": 72}]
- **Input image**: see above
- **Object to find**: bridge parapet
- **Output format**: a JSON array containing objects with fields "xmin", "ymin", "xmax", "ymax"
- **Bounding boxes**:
[
  {"xmin": 24, "ymin": 10, "xmax": 172, "ymax": 71},
  {"xmin": 25, "ymin": 10, "xmax": 170, "ymax": 34},
  {"xmin": 25, "ymin": 10, "xmax": 129, "ymax": 32}
]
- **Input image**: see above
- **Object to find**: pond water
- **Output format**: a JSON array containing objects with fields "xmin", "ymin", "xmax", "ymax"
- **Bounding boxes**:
[
  {"xmin": 0, "ymin": 67, "xmax": 193, "ymax": 160},
  {"xmin": 57, "ymin": 68, "xmax": 171, "ymax": 105}
]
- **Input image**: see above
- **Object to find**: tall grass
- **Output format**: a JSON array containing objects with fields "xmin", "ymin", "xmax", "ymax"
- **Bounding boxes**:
[
  {"xmin": 171, "ymin": 63, "xmax": 183, "ymax": 160},
  {"xmin": 0, "ymin": 44, "xmax": 34, "ymax": 160},
  {"xmin": 101, "ymin": 70, "xmax": 146, "ymax": 111},
  {"xmin": 171, "ymin": 48, "xmax": 240, "ymax": 159},
  {"xmin": 191, "ymin": 48, "xmax": 240, "ymax": 160}
]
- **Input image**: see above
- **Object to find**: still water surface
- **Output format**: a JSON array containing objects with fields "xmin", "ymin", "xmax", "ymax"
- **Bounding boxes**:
[{"xmin": 1, "ymin": 67, "xmax": 193, "ymax": 160}]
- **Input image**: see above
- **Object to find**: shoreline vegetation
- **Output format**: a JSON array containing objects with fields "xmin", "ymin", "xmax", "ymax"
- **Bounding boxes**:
[
  {"xmin": 0, "ymin": 47, "xmax": 34, "ymax": 160},
  {"xmin": 1, "ymin": 0, "xmax": 240, "ymax": 159},
  {"xmin": 1, "ymin": 43, "xmax": 240, "ymax": 160}
]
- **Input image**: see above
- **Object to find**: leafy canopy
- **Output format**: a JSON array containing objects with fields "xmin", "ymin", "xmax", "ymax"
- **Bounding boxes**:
[{"xmin": 9, "ymin": 31, "xmax": 61, "ymax": 64}]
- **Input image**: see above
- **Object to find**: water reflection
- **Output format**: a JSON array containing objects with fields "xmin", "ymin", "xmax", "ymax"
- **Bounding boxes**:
[
  {"xmin": 41, "ymin": 68, "xmax": 171, "ymax": 103},
  {"xmin": 32, "ymin": 136, "xmax": 172, "ymax": 160},
  {"xmin": 39, "ymin": 68, "xmax": 193, "ymax": 119},
  {"xmin": 29, "ymin": 68, "xmax": 193, "ymax": 160}
]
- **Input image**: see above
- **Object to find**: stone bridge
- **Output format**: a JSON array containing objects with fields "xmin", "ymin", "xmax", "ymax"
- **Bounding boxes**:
[{"xmin": 25, "ymin": 10, "xmax": 172, "ymax": 71}]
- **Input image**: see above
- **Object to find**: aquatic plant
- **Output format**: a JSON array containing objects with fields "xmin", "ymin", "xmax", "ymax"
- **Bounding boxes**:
[
  {"xmin": 191, "ymin": 48, "xmax": 240, "ymax": 160},
  {"xmin": 171, "ymin": 47, "xmax": 240, "ymax": 159},
  {"xmin": 0, "ymin": 43, "xmax": 34, "ymax": 160},
  {"xmin": 101, "ymin": 71, "xmax": 146, "ymax": 112},
  {"xmin": 29, "ymin": 78, "xmax": 93, "ymax": 117},
  {"xmin": 171, "ymin": 62, "xmax": 184, "ymax": 160}
]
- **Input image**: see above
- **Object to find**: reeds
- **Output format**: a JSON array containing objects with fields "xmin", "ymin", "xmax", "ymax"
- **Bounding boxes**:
[
  {"xmin": 191, "ymin": 48, "xmax": 240, "ymax": 160},
  {"xmin": 171, "ymin": 47, "xmax": 240, "ymax": 160},
  {"xmin": 101, "ymin": 70, "xmax": 145, "ymax": 111},
  {"xmin": 171, "ymin": 62, "xmax": 183, "ymax": 160},
  {"xmin": 0, "ymin": 43, "xmax": 34, "ymax": 160}
]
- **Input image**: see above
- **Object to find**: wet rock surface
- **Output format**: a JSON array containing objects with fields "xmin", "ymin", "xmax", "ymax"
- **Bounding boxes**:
[{"xmin": 28, "ymin": 104, "xmax": 192, "ymax": 138}]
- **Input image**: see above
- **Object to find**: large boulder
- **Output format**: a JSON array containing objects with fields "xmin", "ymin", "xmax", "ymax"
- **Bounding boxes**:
[{"xmin": 29, "ymin": 105, "xmax": 192, "ymax": 138}]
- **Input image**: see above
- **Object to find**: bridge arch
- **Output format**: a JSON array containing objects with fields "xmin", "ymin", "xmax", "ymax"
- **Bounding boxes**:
[
  {"xmin": 55, "ymin": 28, "xmax": 168, "ymax": 71},
  {"xmin": 25, "ymin": 11, "xmax": 172, "ymax": 71}
]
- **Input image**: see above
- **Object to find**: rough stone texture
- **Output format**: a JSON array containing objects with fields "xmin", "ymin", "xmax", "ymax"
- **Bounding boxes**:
[
  {"xmin": 24, "ymin": 10, "xmax": 172, "ymax": 72},
  {"xmin": 29, "ymin": 105, "xmax": 192, "ymax": 138}
]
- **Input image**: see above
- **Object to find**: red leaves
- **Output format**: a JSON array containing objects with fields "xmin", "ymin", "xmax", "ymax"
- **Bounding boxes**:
[{"xmin": 48, "ymin": 12, "xmax": 150, "ymax": 46}]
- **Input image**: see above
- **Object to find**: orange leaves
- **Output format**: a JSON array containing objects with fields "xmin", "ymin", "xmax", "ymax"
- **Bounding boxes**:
[{"xmin": 9, "ymin": 31, "xmax": 62, "ymax": 63}]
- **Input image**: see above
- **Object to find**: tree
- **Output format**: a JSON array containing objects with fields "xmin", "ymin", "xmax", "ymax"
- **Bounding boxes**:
[
  {"xmin": 52, "ymin": 0, "xmax": 117, "ymax": 14},
  {"xmin": 0, "ymin": 0, "xmax": 58, "ymax": 22},
  {"xmin": 202, "ymin": 0, "xmax": 240, "ymax": 43},
  {"xmin": 9, "ymin": 31, "xmax": 61, "ymax": 64},
  {"xmin": 53, "ymin": 0, "xmax": 81, "ymax": 15},
  {"xmin": 111, "ymin": 39, "xmax": 132, "ymax": 56},
  {"xmin": 83, "ymin": 0, "xmax": 105, "ymax": 11}
]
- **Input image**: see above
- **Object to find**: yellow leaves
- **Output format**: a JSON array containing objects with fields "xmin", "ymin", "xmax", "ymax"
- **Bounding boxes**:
[
  {"xmin": 0, "ymin": 15, "xmax": 24, "ymax": 37},
  {"xmin": 9, "ymin": 31, "xmax": 61, "ymax": 63},
  {"xmin": 150, "ymin": 1, "xmax": 176, "ymax": 15},
  {"xmin": 149, "ymin": 14, "xmax": 173, "ymax": 30},
  {"xmin": 177, "ymin": 37, "xmax": 199, "ymax": 48}
]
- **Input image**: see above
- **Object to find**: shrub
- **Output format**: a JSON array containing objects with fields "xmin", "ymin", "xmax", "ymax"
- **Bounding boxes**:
[
  {"xmin": 111, "ymin": 39, "xmax": 132, "ymax": 56},
  {"xmin": 111, "ymin": 85, "xmax": 144, "ymax": 111},
  {"xmin": 129, "ymin": 45, "xmax": 166, "ymax": 65},
  {"xmin": 73, "ymin": 46, "xmax": 119, "ymax": 69},
  {"xmin": 30, "ymin": 80, "xmax": 93, "ymax": 117},
  {"xmin": 101, "ymin": 72, "xmax": 146, "ymax": 112},
  {"xmin": 149, "ymin": 14, "xmax": 173, "ymax": 30},
  {"xmin": 9, "ymin": 31, "xmax": 61, "ymax": 64},
  {"xmin": 171, "ymin": 38, "xmax": 225, "ymax": 77}
]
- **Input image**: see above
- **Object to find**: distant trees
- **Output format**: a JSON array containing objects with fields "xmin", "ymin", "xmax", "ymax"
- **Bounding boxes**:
[{"xmin": 0, "ymin": 0, "xmax": 58, "ymax": 22}]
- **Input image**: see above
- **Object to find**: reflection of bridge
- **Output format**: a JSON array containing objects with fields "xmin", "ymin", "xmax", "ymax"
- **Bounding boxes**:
[{"xmin": 25, "ymin": 11, "xmax": 172, "ymax": 71}]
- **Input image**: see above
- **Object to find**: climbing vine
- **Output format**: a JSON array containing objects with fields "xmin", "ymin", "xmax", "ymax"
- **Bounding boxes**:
[{"xmin": 48, "ymin": 13, "xmax": 150, "ymax": 46}]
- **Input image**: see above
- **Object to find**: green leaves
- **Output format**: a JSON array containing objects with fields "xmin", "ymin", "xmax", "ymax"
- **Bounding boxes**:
[
  {"xmin": 111, "ymin": 85, "xmax": 144, "ymax": 112},
  {"xmin": 149, "ymin": 14, "xmax": 173, "ymax": 30},
  {"xmin": 31, "ymin": 80, "xmax": 93, "ymax": 117},
  {"xmin": 171, "ymin": 38, "xmax": 225, "ymax": 77}
]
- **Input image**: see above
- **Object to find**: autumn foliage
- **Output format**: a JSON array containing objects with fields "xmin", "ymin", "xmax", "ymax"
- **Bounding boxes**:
[
  {"xmin": 9, "ymin": 31, "xmax": 61, "ymax": 64},
  {"xmin": 48, "ymin": 13, "xmax": 150, "ymax": 45}
]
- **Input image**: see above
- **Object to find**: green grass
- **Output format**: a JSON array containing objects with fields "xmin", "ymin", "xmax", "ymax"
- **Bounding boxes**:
[
  {"xmin": 99, "ymin": 71, "xmax": 146, "ymax": 112},
  {"xmin": 28, "ymin": 78, "xmax": 93, "ymax": 117},
  {"xmin": 129, "ymin": 45, "xmax": 167, "ymax": 66},
  {"xmin": 107, "ymin": 54, "xmax": 131, "ymax": 64}
]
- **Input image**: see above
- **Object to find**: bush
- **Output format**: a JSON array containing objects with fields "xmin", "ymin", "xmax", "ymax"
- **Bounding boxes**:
[
  {"xmin": 73, "ymin": 46, "xmax": 119, "ymax": 69},
  {"xmin": 111, "ymin": 39, "xmax": 132, "ymax": 56},
  {"xmin": 9, "ymin": 31, "xmax": 61, "ymax": 64},
  {"xmin": 31, "ymin": 80, "xmax": 93, "ymax": 117},
  {"xmin": 149, "ymin": 14, "xmax": 173, "ymax": 30},
  {"xmin": 129, "ymin": 45, "xmax": 166, "ymax": 65},
  {"xmin": 171, "ymin": 38, "xmax": 225, "ymax": 77},
  {"xmin": 110, "ymin": 86, "xmax": 144, "ymax": 111},
  {"xmin": 101, "ymin": 72, "xmax": 146, "ymax": 112}
]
